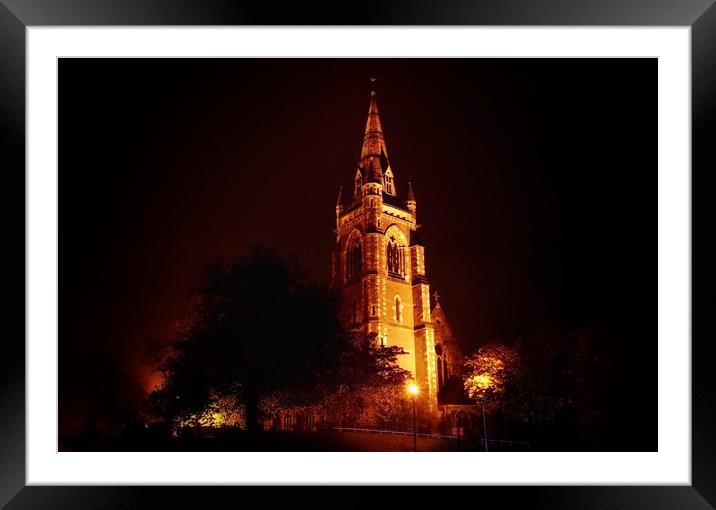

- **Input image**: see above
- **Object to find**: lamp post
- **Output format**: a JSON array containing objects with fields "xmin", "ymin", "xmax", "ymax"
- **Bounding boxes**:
[
  {"xmin": 407, "ymin": 383, "xmax": 419, "ymax": 452},
  {"xmin": 480, "ymin": 400, "xmax": 488, "ymax": 452}
]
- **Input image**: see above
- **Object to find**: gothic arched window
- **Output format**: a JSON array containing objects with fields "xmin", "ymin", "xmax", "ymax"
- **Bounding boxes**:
[
  {"xmin": 387, "ymin": 235, "xmax": 405, "ymax": 278},
  {"xmin": 346, "ymin": 235, "xmax": 362, "ymax": 283},
  {"xmin": 395, "ymin": 296, "xmax": 402, "ymax": 323}
]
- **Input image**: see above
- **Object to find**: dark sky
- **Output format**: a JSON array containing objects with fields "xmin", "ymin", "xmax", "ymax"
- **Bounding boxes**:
[{"xmin": 59, "ymin": 58, "xmax": 655, "ymax": 431}]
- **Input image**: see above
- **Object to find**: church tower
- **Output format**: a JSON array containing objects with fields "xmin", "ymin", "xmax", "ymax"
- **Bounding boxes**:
[{"xmin": 332, "ymin": 81, "xmax": 438, "ymax": 416}]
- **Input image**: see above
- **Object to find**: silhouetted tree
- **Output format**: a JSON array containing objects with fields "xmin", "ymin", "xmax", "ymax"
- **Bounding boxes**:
[
  {"xmin": 463, "ymin": 341, "xmax": 556, "ymax": 427},
  {"xmin": 147, "ymin": 246, "xmax": 411, "ymax": 434},
  {"xmin": 321, "ymin": 332, "xmax": 411, "ymax": 429},
  {"xmin": 148, "ymin": 246, "xmax": 351, "ymax": 432}
]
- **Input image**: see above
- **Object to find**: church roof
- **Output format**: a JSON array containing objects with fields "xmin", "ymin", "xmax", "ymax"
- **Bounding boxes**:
[
  {"xmin": 410, "ymin": 227, "xmax": 426, "ymax": 246},
  {"xmin": 382, "ymin": 192, "xmax": 408, "ymax": 211}
]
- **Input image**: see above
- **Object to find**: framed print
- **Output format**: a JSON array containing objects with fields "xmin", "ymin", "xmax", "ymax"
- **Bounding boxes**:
[{"xmin": 2, "ymin": 0, "xmax": 714, "ymax": 507}]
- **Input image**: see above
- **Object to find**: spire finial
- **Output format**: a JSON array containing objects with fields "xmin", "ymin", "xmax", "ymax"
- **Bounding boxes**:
[
  {"xmin": 407, "ymin": 181, "xmax": 416, "ymax": 202},
  {"xmin": 369, "ymin": 76, "xmax": 377, "ymax": 95},
  {"xmin": 336, "ymin": 185, "xmax": 343, "ymax": 207},
  {"xmin": 433, "ymin": 291, "xmax": 440, "ymax": 305}
]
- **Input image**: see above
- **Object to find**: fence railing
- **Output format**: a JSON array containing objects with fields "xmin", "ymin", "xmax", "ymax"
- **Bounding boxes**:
[
  {"xmin": 328, "ymin": 426, "xmax": 455, "ymax": 440},
  {"xmin": 327, "ymin": 427, "xmax": 529, "ymax": 448},
  {"xmin": 479, "ymin": 438, "xmax": 530, "ymax": 449}
]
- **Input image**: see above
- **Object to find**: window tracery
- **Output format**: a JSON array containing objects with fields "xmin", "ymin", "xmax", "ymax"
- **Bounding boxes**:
[{"xmin": 387, "ymin": 235, "xmax": 405, "ymax": 278}]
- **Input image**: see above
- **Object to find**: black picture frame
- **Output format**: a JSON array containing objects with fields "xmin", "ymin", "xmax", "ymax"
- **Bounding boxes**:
[{"xmin": 2, "ymin": 1, "xmax": 713, "ymax": 507}]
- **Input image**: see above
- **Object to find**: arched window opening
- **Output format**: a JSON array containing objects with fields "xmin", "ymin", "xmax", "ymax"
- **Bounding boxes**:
[
  {"xmin": 346, "ymin": 236, "xmax": 362, "ymax": 283},
  {"xmin": 437, "ymin": 356, "xmax": 444, "ymax": 390},
  {"xmin": 395, "ymin": 296, "xmax": 402, "ymax": 323},
  {"xmin": 387, "ymin": 235, "xmax": 405, "ymax": 278}
]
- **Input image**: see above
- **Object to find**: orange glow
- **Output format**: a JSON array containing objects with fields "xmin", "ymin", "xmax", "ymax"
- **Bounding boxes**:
[
  {"xmin": 463, "ymin": 344, "xmax": 516, "ymax": 401},
  {"xmin": 199, "ymin": 412, "xmax": 225, "ymax": 427},
  {"xmin": 469, "ymin": 373, "xmax": 493, "ymax": 391},
  {"xmin": 177, "ymin": 394, "xmax": 246, "ymax": 429},
  {"xmin": 142, "ymin": 370, "xmax": 164, "ymax": 393}
]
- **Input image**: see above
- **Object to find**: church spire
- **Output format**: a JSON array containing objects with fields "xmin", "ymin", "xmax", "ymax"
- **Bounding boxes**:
[{"xmin": 360, "ymin": 78, "xmax": 389, "ymax": 165}]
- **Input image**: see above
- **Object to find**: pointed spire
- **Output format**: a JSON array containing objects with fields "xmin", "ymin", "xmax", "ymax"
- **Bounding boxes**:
[
  {"xmin": 336, "ymin": 185, "xmax": 343, "ymax": 207},
  {"xmin": 360, "ymin": 78, "xmax": 389, "ymax": 162},
  {"xmin": 406, "ymin": 180, "xmax": 417, "ymax": 218}
]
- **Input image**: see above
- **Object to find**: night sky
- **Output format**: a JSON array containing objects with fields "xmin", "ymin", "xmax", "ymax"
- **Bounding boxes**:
[{"xmin": 59, "ymin": 58, "xmax": 655, "ymax": 434}]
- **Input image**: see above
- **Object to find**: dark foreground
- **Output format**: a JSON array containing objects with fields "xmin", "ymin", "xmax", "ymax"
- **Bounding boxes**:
[{"xmin": 62, "ymin": 428, "xmax": 530, "ymax": 452}]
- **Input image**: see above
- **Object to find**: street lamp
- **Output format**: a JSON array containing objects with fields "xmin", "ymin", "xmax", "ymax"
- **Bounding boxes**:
[
  {"xmin": 467, "ymin": 373, "xmax": 492, "ymax": 452},
  {"xmin": 407, "ymin": 383, "xmax": 418, "ymax": 452},
  {"xmin": 480, "ymin": 399, "xmax": 488, "ymax": 452}
]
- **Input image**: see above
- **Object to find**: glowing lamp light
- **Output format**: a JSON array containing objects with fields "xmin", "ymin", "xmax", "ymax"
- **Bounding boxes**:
[
  {"xmin": 407, "ymin": 383, "xmax": 419, "ymax": 396},
  {"xmin": 472, "ymin": 374, "xmax": 493, "ymax": 390}
]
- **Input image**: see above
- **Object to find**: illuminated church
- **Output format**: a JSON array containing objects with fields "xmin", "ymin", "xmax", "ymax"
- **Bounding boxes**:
[{"xmin": 332, "ymin": 83, "xmax": 463, "ymax": 417}]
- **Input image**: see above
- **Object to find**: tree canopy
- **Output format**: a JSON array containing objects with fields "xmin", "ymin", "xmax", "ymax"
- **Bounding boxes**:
[
  {"xmin": 463, "ymin": 340, "xmax": 563, "ymax": 428},
  {"xmin": 463, "ymin": 343, "xmax": 517, "ymax": 403},
  {"xmin": 147, "ymin": 246, "xmax": 410, "ymax": 432}
]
